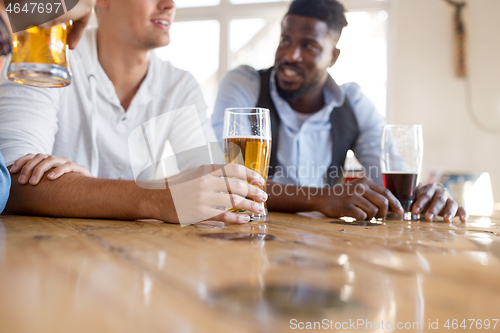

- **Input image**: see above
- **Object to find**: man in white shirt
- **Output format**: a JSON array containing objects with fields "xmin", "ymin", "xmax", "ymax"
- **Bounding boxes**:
[{"xmin": 0, "ymin": 0, "xmax": 266, "ymax": 224}]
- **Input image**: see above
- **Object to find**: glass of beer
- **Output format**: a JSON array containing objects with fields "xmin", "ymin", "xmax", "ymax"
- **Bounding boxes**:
[
  {"xmin": 223, "ymin": 108, "xmax": 272, "ymax": 222},
  {"xmin": 7, "ymin": 22, "xmax": 71, "ymax": 87},
  {"xmin": 381, "ymin": 125, "xmax": 423, "ymax": 221}
]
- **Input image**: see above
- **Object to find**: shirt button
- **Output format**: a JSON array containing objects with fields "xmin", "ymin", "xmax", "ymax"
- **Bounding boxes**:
[{"xmin": 122, "ymin": 117, "xmax": 127, "ymax": 121}]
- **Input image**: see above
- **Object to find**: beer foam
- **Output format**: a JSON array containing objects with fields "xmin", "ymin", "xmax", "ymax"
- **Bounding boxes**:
[{"xmin": 223, "ymin": 135, "xmax": 271, "ymax": 140}]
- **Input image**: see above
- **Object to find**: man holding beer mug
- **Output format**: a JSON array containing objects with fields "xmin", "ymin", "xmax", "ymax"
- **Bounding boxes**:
[
  {"xmin": 0, "ymin": 5, "xmax": 11, "ymax": 213},
  {"xmin": 213, "ymin": 0, "xmax": 467, "ymax": 222},
  {"xmin": 0, "ymin": 0, "xmax": 266, "ymax": 224}
]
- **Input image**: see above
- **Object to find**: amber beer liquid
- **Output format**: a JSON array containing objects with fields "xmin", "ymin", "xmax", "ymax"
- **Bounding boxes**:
[
  {"xmin": 7, "ymin": 23, "xmax": 71, "ymax": 87},
  {"xmin": 224, "ymin": 137, "xmax": 271, "ymax": 219}
]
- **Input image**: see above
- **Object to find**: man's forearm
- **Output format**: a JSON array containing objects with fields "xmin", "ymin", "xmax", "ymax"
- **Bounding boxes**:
[{"xmin": 4, "ymin": 171, "xmax": 175, "ymax": 221}]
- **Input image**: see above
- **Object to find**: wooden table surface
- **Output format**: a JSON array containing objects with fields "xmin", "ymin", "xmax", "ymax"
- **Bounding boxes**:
[{"xmin": 1, "ymin": 212, "xmax": 500, "ymax": 333}]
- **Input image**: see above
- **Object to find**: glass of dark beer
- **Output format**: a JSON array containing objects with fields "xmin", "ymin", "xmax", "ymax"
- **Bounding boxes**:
[
  {"xmin": 223, "ymin": 108, "xmax": 272, "ymax": 222},
  {"xmin": 381, "ymin": 125, "xmax": 423, "ymax": 220}
]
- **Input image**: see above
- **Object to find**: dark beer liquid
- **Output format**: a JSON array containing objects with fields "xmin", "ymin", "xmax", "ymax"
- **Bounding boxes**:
[{"xmin": 383, "ymin": 173, "xmax": 418, "ymax": 212}]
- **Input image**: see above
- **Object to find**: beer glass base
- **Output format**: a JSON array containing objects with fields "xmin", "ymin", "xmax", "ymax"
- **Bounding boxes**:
[
  {"xmin": 7, "ymin": 63, "xmax": 71, "ymax": 88},
  {"xmin": 229, "ymin": 209, "xmax": 269, "ymax": 222},
  {"xmin": 249, "ymin": 212, "xmax": 268, "ymax": 222},
  {"xmin": 386, "ymin": 212, "xmax": 420, "ymax": 221}
]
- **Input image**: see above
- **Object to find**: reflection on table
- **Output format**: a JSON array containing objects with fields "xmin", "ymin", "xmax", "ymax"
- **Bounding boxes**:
[{"xmin": 1, "ymin": 212, "xmax": 500, "ymax": 332}]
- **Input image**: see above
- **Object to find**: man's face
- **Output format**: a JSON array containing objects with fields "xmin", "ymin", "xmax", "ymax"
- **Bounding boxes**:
[
  {"xmin": 274, "ymin": 15, "xmax": 340, "ymax": 102},
  {"xmin": 102, "ymin": 0, "xmax": 176, "ymax": 50}
]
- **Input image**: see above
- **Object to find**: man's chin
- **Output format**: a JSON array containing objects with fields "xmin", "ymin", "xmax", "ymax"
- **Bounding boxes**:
[
  {"xmin": 275, "ymin": 72, "xmax": 309, "ymax": 103},
  {"xmin": 277, "ymin": 75, "xmax": 303, "ymax": 90},
  {"xmin": 276, "ymin": 85, "xmax": 305, "ymax": 103},
  {"xmin": 143, "ymin": 39, "xmax": 169, "ymax": 51},
  {"xmin": 141, "ymin": 32, "xmax": 170, "ymax": 50}
]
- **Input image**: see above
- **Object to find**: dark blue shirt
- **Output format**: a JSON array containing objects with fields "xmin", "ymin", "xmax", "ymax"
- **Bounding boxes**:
[{"xmin": 0, "ymin": 152, "xmax": 10, "ymax": 213}]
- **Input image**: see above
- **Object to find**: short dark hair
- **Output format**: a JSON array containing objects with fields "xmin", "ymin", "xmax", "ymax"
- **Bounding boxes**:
[{"xmin": 286, "ymin": 0, "xmax": 348, "ymax": 34}]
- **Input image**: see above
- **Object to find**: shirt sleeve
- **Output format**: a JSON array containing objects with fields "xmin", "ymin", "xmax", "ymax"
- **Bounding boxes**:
[
  {"xmin": 344, "ymin": 82, "xmax": 386, "ymax": 185},
  {"xmin": 0, "ymin": 62, "xmax": 61, "ymax": 167},
  {"xmin": 167, "ymin": 71, "xmax": 219, "ymax": 172},
  {"xmin": 0, "ymin": 152, "xmax": 10, "ymax": 213},
  {"xmin": 212, "ymin": 65, "xmax": 261, "ymax": 142}
]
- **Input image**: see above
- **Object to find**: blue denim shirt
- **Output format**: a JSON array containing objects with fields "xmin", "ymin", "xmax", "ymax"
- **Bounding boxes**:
[
  {"xmin": 0, "ymin": 152, "xmax": 10, "ymax": 213},
  {"xmin": 212, "ymin": 65, "xmax": 385, "ymax": 187}
]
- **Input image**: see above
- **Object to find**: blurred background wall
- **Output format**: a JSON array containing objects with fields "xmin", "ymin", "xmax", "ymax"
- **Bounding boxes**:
[{"xmin": 389, "ymin": 0, "xmax": 500, "ymax": 201}]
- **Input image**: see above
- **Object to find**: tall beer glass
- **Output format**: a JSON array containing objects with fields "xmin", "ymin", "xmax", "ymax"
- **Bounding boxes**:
[
  {"xmin": 381, "ymin": 125, "xmax": 423, "ymax": 221},
  {"xmin": 223, "ymin": 108, "xmax": 272, "ymax": 222},
  {"xmin": 7, "ymin": 22, "xmax": 71, "ymax": 87}
]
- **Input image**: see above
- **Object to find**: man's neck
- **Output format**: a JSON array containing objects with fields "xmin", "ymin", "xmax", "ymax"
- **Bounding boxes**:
[
  {"xmin": 96, "ymin": 30, "xmax": 150, "ymax": 111},
  {"xmin": 288, "ymin": 84, "xmax": 326, "ymax": 114}
]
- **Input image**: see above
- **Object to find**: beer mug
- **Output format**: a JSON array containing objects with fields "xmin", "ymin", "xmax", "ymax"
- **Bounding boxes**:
[
  {"xmin": 381, "ymin": 125, "xmax": 424, "ymax": 220},
  {"xmin": 223, "ymin": 108, "xmax": 272, "ymax": 222},
  {"xmin": 7, "ymin": 22, "xmax": 71, "ymax": 87}
]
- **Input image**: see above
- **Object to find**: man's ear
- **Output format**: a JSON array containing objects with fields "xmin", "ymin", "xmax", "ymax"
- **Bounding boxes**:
[{"xmin": 330, "ymin": 48, "xmax": 341, "ymax": 67}]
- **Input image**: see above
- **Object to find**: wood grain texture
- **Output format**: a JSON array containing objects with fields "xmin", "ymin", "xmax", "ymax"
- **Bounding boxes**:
[{"xmin": 1, "ymin": 213, "xmax": 499, "ymax": 332}]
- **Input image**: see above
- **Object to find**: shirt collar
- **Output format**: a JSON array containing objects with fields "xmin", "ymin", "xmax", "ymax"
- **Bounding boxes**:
[
  {"xmin": 128, "ymin": 54, "xmax": 160, "ymax": 107},
  {"xmin": 323, "ymin": 73, "xmax": 345, "ymax": 107}
]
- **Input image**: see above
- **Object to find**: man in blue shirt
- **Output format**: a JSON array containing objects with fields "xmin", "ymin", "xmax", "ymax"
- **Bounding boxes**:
[
  {"xmin": 0, "ymin": 7, "xmax": 11, "ymax": 213},
  {"xmin": 213, "ymin": 0, "xmax": 466, "ymax": 222},
  {"xmin": 0, "ymin": 153, "xmax": 9, "ymax": 213}
]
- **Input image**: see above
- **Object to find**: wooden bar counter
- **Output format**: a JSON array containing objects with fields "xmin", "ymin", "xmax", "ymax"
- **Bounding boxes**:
[{"xmin": 1, "ymin": 212, "xmax": 500, "ymax": 332}]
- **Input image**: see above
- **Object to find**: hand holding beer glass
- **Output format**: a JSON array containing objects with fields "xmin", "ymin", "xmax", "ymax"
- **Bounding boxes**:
[
  {"xmin": 223, "ymin": 108, "xmax": 272, "ymax": 222},
  {"xmin": 381, "ymin": 125, "xmax": 423, "ymax": 221}
]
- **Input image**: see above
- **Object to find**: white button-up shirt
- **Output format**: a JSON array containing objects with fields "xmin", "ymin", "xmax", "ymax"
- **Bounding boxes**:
[{"xmin": 0, "ymin": 28, "xmax": 216, "ymax": 180}]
